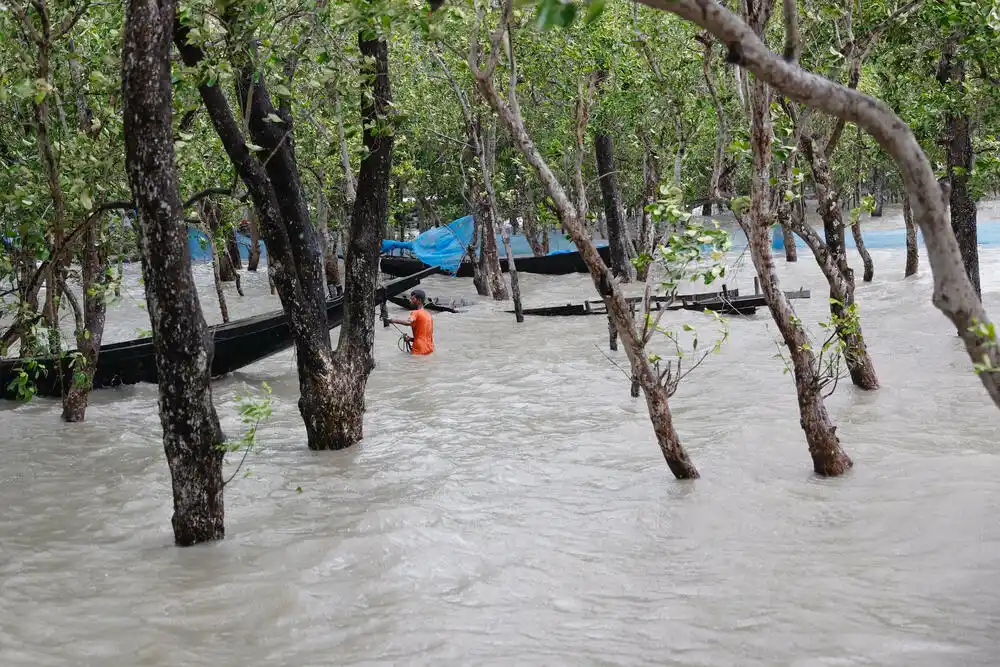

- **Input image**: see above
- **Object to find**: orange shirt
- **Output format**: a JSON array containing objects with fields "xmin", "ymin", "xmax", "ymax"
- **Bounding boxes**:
[{"xmin": 409, "ymin": 308, "xmax": 434, "ymax": 355}]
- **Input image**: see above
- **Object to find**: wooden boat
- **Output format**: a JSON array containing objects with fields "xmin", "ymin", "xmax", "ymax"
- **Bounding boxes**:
[
  {"xmin": 515, "ymin": 289, "xmax": 743, "ymax": 317},
  {"xmin": 1, "ymin": 266, "xmax": 438, "ymax": 401},
  {"xmin": 380, "ymin": 245, "xmax": 612, "ymax": 278},
  {"xmin": 386, "ymin": 295, "xmax": 463, "ymax": 314},
  {"xmin": 513, "ymin": 287, "xmax": 810, "ymax": 318}
]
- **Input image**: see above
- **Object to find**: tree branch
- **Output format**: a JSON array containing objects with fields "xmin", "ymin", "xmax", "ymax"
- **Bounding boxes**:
[
  {"xmin": 637, "ymin": 0, "xmax": 1000, "ymax": 407},
  {"xmin": 57, "ymin": 273, "xmax": 84, "ymax": 335},
  {"xmin": 53, "ymin": 1, "xmax": 91, "ymax": 41}
]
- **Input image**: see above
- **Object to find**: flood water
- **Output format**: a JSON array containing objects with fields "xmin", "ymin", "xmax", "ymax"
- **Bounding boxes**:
[{"xmin": 2, "ymin": 204, "xmax": 1000, "ymax": 666}]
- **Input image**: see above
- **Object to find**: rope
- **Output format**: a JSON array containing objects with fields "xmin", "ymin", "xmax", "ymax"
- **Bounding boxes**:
[{"xmin": 383, "ymin": 313, "xmax": 412, "ymax": 353}]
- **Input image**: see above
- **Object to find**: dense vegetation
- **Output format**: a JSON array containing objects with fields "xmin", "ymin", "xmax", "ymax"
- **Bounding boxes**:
[{"xmin": 2, "ymin": 0, "xmax": 1000, "ymax": 543}]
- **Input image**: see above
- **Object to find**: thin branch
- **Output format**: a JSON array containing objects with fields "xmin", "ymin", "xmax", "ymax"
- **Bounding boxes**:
[
  {"xmin": 182, "ymin": 185, "xmax": 242, "ymax": 210},
  {"xmin": 56, "ymin": 273, "xmax": 83, "ymax": 335},
  {"xmin": 53, "ymin": 1, "xmax": 92, "ymax": 41}
]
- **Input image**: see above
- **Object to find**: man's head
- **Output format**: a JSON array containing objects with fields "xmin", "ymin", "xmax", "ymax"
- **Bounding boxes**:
[{"xmin": 409, "ymin": 289, "xmax": 426, "ymax": 307}]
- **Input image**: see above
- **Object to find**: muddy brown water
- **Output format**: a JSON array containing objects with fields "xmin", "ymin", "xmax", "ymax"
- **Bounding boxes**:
[{"xmin": 2, "ymin": 205, "xmax": 999, "ymax": 666}]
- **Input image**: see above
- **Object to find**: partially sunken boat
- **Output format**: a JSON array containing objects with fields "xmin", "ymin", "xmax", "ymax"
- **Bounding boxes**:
[
  {"xmin": 378, "ymin": 215, "xmax": 610, "ymax": 278},
  {"xmin": 511, "ymin": 285, "xmax": 811, "ymax": 318},
  {"xmin": 1, "ymin": 267, "xmax": 437, "ymax": 401}
]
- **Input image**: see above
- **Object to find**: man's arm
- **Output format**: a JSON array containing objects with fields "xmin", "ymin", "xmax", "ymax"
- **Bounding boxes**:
[{"xmin": 384, "ymin": 312, "xmax": 414, "ymax": 327}]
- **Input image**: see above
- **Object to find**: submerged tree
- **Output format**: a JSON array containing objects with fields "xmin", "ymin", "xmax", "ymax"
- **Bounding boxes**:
[
  {"xmin": 122, "ymin": 0, "xmax": 225, "ymax": 545},
  {"xmin": 468, "ymin": 0, "xmax": 700, "ymax": 478},
  {"xmin": 612, "ymin": 0, "xmax": 1000, "ymax": 409}
]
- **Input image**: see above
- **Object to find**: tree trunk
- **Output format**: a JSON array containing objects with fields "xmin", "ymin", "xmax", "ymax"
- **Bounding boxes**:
[
  {"xmin": 635, "ymin": 132, "xmax": 659, "ymax": 281},
  {"xmin": 123, "ymin": 0, "xmax": 225, "ymax": 546},
  {"xmin": 61, "ymin": 217, "xmax": 108, "ymax": 422},
  {"xmin": 321, "ymin": 33, "xmax": 395, "ymax": 450},
  {"xmin": 701, "ymin": 37, "xmax": 728, "ymax": 217},
  {"xmin": 246, "ymin": 207, "xmax": 261, "ymax": 271},
  {"xmin": 871, "ymin": 167, "xmax": 884, "ymax": 217},
  {"xmin": 800, "ymin": 135, "xmax": 879, "ymax": 391},
  {"xmin": 205, "ymin": 200, "xmax": 237, "ymax": 282},
  {"xmin": 521, "ymin": 190, "xmax": 547, "ymax": 256},
  {"xmin": 468, "ymin": 208, "xmax": 490, "ymax": 296},
  {"xmin": 313, "ymin": 178, "xmax": 341, "ymax": 296},
  {"xmin": 775, "ymin": 156, "xmax": 799, "ymax": 263},
  {"xmin": 938, "ymin": 49, "xmax": 979, "ymax": 297},
  {"xmin": 176, "ymin": 19, "xmax": 349, "ymax": 450},
  {"xmin": 904, "ymin": 194, "xmax": 918, "ymax": 277},
  {"xmin": 781, "ymin": 224, "xmax": 797, "ymax": 261},
  {"xmin": 595, "ymin": 133, "xmax": 633, "ymax": 282},
  {"xmin": 324, "ymin": 225, "xmax": 341, "ymax": 292},
  {"xmin": 472, "ymin": 31, "xmax": 698, "ymax": 479},
  {"xmin": 502, "ymin": 219, "xmax": 524, "ymax": 322},
  {"xmin": 200, "ymin": 210, "xmax": 231, "ymax": 325},
  {"xmin": 850, "ymin": 215, "xmax": 874, "ymax": 282},
  {"xmin": 637, "ymin": 0, "xmax": 1000, "ymax": 409},
  {"xmin": 853, "ymin": 129, "xmax": 875, "ymax": 282},
  {"xmin": 746, "ymin": 223, "xmax": 852, "ymax": 475},
  {"xmin": 227, "ymin": 227, "xmax": 242, "ymax": 271},
  {"xmin": 475, "ymin": 118, "xmax": 508, "ymax": 300},
  {"xmin": 731, "ymin": 0, "xmax": 851, "ymax": 475}
]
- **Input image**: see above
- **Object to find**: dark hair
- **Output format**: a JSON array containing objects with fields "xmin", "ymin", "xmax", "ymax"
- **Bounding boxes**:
[{"xmin": 410, "ymin": 289, "xmax": 426, "ymax": 304}]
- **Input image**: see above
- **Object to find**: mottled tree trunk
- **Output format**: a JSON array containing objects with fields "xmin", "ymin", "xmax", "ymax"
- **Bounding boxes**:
[
  {"xmin": 61, "ymin": 217, "xmax": 108, "ymax": 422},
  {"xmin": 323, "ymin": 225, "xmax": 341, "ymax": 293},
  {"xmin": 938, "ymin": 49, "xmax": 979, "ymax": 297},
  {"xmin": 123, "ymin": 0, "xmax": 225, "ymax": 546},
  {"xmin": 313, "ymin": 177, "xmax": 340, "ymax": 296},
  {"xmin": 595, "ymin": 133, "xmax": 633, "ymax": 282},
  {"xmin": 904, "ymin": 195, "xmax": 918, "ymax": 277},
  {"xmin": 322, "ymin": 33, "xmax": 395, "ymax": 449}
]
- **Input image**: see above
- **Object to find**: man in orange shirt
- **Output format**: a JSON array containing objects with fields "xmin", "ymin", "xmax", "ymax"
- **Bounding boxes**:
[{"xmin": 385, "ymin": 289, "xmax": 434, "ymax": 355}]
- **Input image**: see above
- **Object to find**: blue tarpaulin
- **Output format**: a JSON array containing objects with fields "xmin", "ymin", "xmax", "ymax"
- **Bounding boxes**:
[
  {"xmin": 379, "ymin": 215, "xmax": 610, "ymax": 273},
  {"xmin": 188, "ymin": 228, "xmax": 267, "ymax": 263}
]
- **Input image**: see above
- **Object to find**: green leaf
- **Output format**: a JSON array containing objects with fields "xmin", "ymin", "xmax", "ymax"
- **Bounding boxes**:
[{"xmin": 584, "ymin": 0, "xmax": 606, "ymax": 24}]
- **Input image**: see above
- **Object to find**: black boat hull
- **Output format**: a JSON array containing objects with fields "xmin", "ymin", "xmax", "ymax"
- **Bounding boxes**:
[
  {"xmin": 1, "ymin": 267, "xmax": 437, "ymax": 401},
  {"xmin": 380, "ymin": 245, "xmax": 612, "ymax": 278}
]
